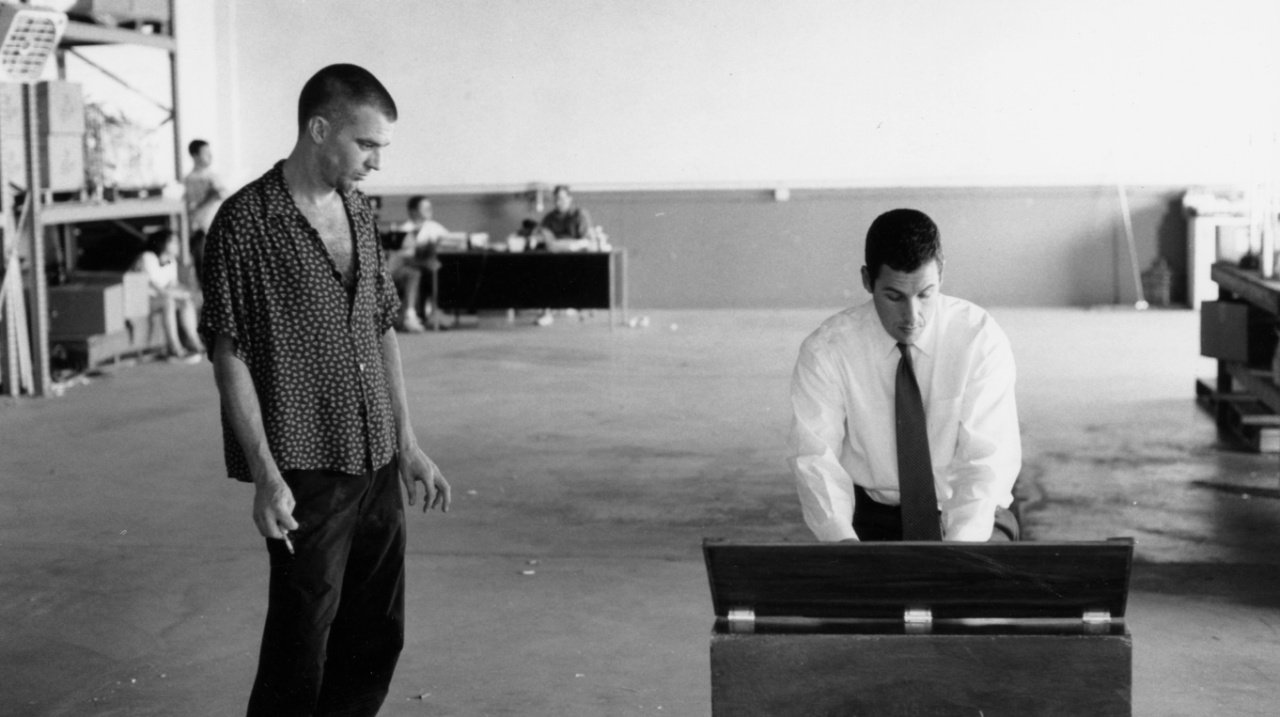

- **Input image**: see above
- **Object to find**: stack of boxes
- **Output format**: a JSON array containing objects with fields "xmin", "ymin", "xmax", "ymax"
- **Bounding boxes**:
[
  {"xmin": 2, "ymin": 79, "xmax": 138, "ymax": 343},
  {"xmin": 0, "ymin": 80, "xmax": 86, "ymax": 194},
  {"xmin": 37, "ymin": 79, "xmax": 86, "ymax": 193},
  {"xmin": 52, "ymin": 270, "xmax": 151, "ymax": 338},
  {"xmin": 0, "ymin": 82, "xmax": 26, "ymax": 190}
]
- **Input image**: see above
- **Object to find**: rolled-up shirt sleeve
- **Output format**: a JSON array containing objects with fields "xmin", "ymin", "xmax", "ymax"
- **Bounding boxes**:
[
  {"xmin": 940, "ymin": 325, "xmax": 1021, "ymax": 541},
  {"xmin": 787, "ymin": 340, "xmax": 859, "ymax": 542}
]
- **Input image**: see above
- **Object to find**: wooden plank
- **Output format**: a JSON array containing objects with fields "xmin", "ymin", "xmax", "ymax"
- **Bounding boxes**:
[
  {"xmin": 1225, "ymin": 361, "xmax": 1280, "ymax": 415},
  {"xmin": 60, "ymin": 21, "xmax": 176, "ymax": 51},
  {"xmin": 38, "ymin": 198, "xmax": 184, "ymax": 226},
  {"xmin": 703, "ymin": 539, "xmax": 1134, "ymax": 621},
  {"xmin": 50, "ymin": 316, "xmax": 165, "ymax": 369},
  {"xmin": 711, "ymin": 631, "xmax": 1132, "ymax": 717}
]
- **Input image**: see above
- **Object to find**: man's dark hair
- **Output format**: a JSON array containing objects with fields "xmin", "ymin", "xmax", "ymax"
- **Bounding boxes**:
[
  {"xmin": 407, "ymin": 195, "xmax": 428, "ymax": 213},
  {"xmin": 553, "ymin": 185, "xmax": 571, "ymax": 196},
  {"xmin": 144, "ymin": 228, "xmax": 173, "ymax": 256},
  {"xmin": 188, "ymin": 139, "xmax": 208, "ymax": 158},
  {"xmin": 297, "ymin": 63, "xmax": 397, "ymax": 133},
  {"xmin": 864, "ymin": 208, "xmax": 944, "ymax": 284}
]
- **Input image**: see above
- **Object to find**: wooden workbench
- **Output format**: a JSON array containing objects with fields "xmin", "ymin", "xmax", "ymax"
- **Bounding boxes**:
[{"xmin": 1208, "ymin": 263, "xmax": 1280, "ymax": 457}]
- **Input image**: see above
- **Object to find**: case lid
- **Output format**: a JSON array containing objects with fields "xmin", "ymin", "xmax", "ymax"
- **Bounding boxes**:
[{"xmin": 703, "ymin": 539, "xmax": 1134, "ymax": 621}]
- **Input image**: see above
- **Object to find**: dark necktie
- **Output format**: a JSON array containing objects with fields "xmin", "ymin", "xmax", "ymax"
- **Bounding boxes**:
[{"xmin": 896, "ymin": 343, "xmax": 941, "ymax": 540}]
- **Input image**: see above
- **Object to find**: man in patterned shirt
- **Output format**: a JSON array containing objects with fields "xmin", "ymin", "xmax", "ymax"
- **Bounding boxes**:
[{"xmin": 199, "ymin": 64, "xmax": 452, "ymax": 716}]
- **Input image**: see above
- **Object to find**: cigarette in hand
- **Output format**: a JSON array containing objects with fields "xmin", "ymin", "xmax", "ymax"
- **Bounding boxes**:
[{"xmin": 282, "ymin": 531, "xmax": 294, "ymax": 555}]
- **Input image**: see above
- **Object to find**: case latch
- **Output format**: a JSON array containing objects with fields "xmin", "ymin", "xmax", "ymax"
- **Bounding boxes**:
[
  {"xmin": 1082, "ymin": 609, "xmax": 1112, "ymax": 635},
  {"xmin": 727, "ymin": 607, "xmax": 756, "ymax": 634},
  {"xmin": 904, "ymin": 607, "xmax": 933, "ymax": 634}
]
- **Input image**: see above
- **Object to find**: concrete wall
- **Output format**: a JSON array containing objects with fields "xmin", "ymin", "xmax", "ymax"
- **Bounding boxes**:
[
  {"xmin": 197, "ymin": 0, "xmax": 1272, "ymax": 308},
  {"xmin": 375, "ymin": 185, "xmax": 1186, "ymax": 309},
  {"xmin": 218, "ymin": 0, "xmax": 1279, "ymax": 190}
]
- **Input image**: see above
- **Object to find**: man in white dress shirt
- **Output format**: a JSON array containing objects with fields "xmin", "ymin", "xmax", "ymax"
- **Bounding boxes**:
[{"xmin": 788, "ymin": 208, "xmax": 1021, "ymax": 542}]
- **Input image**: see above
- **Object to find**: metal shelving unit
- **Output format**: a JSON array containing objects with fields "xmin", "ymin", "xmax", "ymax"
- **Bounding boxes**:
[{"xmin": 1, "ymin": 1, "xmax": 182, "ymax": 397}]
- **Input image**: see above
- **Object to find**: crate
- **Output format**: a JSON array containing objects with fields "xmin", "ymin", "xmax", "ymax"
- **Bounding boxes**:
[
  {"xmin": 1201, "ymin": 300, "xmax": 1280, "ymax": 365},
  {"xmin": 46, "ymin": 282, "xmax": 125, "ymax": 336},
  {"xmin": 704, "ymin": 539, "xmax": 1135, "ymax": 717},
  {"xmin": 70, "ymin": 270, "xmax": 150, "ymax": 319}
]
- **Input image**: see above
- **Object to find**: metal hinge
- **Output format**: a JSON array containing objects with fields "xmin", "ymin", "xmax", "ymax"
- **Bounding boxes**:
[
  {"xmin": 1082, "ymin": 609, "xmax": 1112, "ymax": 634},
  {"xmin": 727, "ymin": 607, "xmax": 756, "ymax": 634},
  {"xmin": 904, "ymin": 607, "xmax": 933, "ymax": 634}
]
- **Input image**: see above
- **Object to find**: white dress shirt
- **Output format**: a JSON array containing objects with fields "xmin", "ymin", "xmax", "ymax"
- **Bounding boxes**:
[
  {"xmin": 788, "ymin": 295, "xmax": 1020, "ymax": 542},
  {"xmin": 394, "ymin": 219, "xmax": 450, "ymax": 256}
]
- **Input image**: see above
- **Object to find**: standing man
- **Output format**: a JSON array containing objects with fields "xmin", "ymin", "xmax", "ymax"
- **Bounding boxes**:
[
  {"xmin": 182, "ymin": 139, "xmax": 227, "ymax": 284},
  {"xmin": 198, "ymin": 64, "xmax": 452, "ymax": 715},
  {"xmin": 787, "ymin": 209, "xmax": 1020, "ymax": 543}
]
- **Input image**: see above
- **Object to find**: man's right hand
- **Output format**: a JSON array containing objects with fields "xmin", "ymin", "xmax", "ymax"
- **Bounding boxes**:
[{"xmin": 253, "ymin": 473, "xmax": 299, "ymax": 540}]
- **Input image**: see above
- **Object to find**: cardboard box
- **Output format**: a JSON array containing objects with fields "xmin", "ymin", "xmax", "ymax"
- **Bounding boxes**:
[
  {"xmin": 1201, "ymin": 300, "xmax": 1279, "ymax": 365},
  {"xmin": 0, "ymin": 133, "xmax": 25, "ymax": 184},
  {"xmin": 36, "ymin": 81, "xmax": 85, "ymax": 135},
  {"xmin": 71, "ymin": 270, "xmax": 151, "ymax": 319},
  {"xmin": 38, "ymin": 133, "xmax": 85, "ymax": 192},
  {"xmin": 0, "ymin": 82, "xmax": 23, "ymax": 131},
  {"xmin": 1, "ymin": 133, "xmax": 85, "ymax": 191},
  {"xmin": 704, "ymin": 539, "xmax": 1135, "ymax": 717},
  {"xmin": 47, "ymin": 282, "xmax": 125, "ymax": 336}
]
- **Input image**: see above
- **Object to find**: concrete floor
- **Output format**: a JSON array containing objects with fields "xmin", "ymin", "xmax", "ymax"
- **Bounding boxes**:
[{"xmin": 2, "ymin": 307, "xmax": 1279, "ymax": 716}]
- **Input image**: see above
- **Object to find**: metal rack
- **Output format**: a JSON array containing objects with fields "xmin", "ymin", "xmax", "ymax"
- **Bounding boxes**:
[{"xmin": 1, "ymin": 2, "xmax": 183, "ymax": 397}]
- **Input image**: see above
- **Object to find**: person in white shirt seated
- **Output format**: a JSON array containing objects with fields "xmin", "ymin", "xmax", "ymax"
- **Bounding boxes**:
[
  {"xmin": 387, "ymin": 196, "xmax": 455, "ymax": 332},
  {"xmin": 132, "ymin": 229, "xmax": 206, "ymax": 363},
  {"xmin": 787, "ymin": 208, "xmax": 1020, "ymax": 543}
]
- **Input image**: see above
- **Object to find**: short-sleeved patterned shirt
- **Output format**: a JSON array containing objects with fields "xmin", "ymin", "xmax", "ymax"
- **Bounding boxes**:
[{"xmin": 198, "ymin": 161, "xmax": 401, "ymax": 482}]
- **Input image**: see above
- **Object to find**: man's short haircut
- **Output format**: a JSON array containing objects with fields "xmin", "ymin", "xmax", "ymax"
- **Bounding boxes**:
[
  {"xmin": 144, "ymin": 228, "xmax": 173, "ymax": 255},
  {"xmin": 188, "ymin": 139, "xmax": 208, "ymax": 158},
  {"xmin": 297, "ymin": 63, "xmax": 397, "ymax": 133},
  {"xmin": 553, "ymin": 185, "xmax": 571, "ymax": 196},
  {"xmin": 407, "ymin": 195, "xmax": 428, "ymax": 213},
  {"xmin": 864, "ymin": 208, "xmax": 944, "ymax": 284}
]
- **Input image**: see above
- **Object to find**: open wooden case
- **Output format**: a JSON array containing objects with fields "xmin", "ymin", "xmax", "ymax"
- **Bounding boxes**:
[{"xmin": 703, "ymin": 538, "xmax": 1135, "ymax": 717}]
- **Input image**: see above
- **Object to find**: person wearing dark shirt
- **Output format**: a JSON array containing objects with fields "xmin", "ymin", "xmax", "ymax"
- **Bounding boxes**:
[
  {"xmin": 531, "ymin": 184, "xmax": 594, "ymax": 326},
  {"xmin": 539, "ymin": 184, "xmax": 592, "ymax": 240},
  {"xmin": 198, "ymin": 64, "xmax": 451, "ymax": 716}
]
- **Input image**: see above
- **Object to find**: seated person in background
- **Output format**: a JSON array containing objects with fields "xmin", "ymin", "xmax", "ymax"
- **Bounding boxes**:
[
  {"xmin": 132, "ymin": 229, "xmax": 206, "ymax": 363},
  {"xmin": 386, "ymin": 195, "xmax": 451, "ymax": 332},
  {"xmin": 531, "ymin": 184, "xmax": 597, "ymax": 327},
  {"xmin": 788, "ymin": 209, "xmax": 1020, "ymax": 543},
  {"xmin": 539, "ymin": 184, "xmax": 592, "ymax": 242}
]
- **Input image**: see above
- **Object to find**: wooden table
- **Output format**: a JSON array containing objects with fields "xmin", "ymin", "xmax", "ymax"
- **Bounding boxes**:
[{"xmin": 429, "ymin": 249, "xmax": 627, "ymax": 329}]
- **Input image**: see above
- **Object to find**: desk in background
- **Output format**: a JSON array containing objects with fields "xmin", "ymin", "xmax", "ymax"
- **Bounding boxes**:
[{"xmin": 430, "ymin": 250, "xmax": 627, "ymax": 329}]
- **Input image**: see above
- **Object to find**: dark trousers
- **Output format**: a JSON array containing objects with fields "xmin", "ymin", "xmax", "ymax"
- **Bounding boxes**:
[
  {"xmin": 247, "ymin": 459, "xmax": 406, "ymax": 717},
  {"xmin": 852, "ymin": 484, "xmax": 1020, "ymax": 542}
]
